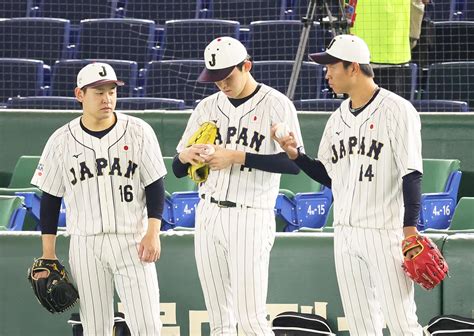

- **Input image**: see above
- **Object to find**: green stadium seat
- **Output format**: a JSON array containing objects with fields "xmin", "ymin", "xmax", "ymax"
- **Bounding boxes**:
[
  {"xmin": 0, "ymin": 155, "xmax": 41, "ymax": 196},
  {"xmin": 419, "ymin": 159, "xmax": 462, "ymax": 231},
  {"xmin": 0, "ymin": 195, "xmax": 27, "ymax": 230},
  {"xmin": 449, "ymin": 197, "xmax": 474, "ymax": 230}
]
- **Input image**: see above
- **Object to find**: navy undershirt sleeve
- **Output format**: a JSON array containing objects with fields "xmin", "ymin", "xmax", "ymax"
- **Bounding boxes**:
[
  {"xmin": 39, "ymin": 192, "xmax": 62, "ymax": 235},
  {"xmin": 245, "ymin": 152, "xmax": 300, "ymax": 174},
  {"xmin": 293, "ymin": 153, "xmax": 332, "ymax": 188},
  {"xmin": 145, "ymin": 177, "xmax": 165, "ymax": 220},
  {"xmin": 172, "ymin": 154, "xmax": 190, "ymax": 178},
  {"xmin": 402, "ymin": 170, "xmax": 422, "ymax": 227}
]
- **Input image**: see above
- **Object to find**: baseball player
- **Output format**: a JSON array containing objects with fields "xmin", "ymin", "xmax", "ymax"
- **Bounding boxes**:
[
  {"xmin": 172, "ymin": 36, "xmax": 304, "ymax": 335},
  {"xmin": 31, "ymin": 62, "xmax": 165, "ymax": 335},
  {"xmin": 273, "ymin": 35, "xmax": 424, "ymax": 335}
]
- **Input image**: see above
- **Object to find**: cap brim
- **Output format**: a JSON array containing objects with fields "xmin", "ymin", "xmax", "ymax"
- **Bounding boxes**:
[
  {"xmin": 197, "ymin": 66, "xmax": 234, "ymax": 83},
  {"xmin": 309, "ymin": 52, "xmax": 342, "ymax": 65},
  {"xmin": 83, "ymin": 79, "xmax": 125, "ymax": 89}
]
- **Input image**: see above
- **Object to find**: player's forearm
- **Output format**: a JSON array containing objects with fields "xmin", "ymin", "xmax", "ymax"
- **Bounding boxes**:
[
  {"xmin": 293, "ymin": 154, "xmax": 332, "ymax": 188},
  {"xmin": 146, "ymin": 218, "xmax": 161, "ymax": 235},
  {"xmin": 245, "ymin": 152, "xmax": 300, "ymax": 174},
  {"xmin": 172, "ymin": 154, "xmax": 190, "ymax": 178},
  {"xmin": 145, "ymin": 178, "xmax": 164, "ymax": 220},
  {"xmin": 402, "ymin": 170, "xmax": 422, "ymax": 228},
  {"xmin": 39, "ymin": 192, "xmax": 62, "ymax": 235},
  {"xmin": 41, "ymin": 234, "xmax": 57, "ymax": 259}
]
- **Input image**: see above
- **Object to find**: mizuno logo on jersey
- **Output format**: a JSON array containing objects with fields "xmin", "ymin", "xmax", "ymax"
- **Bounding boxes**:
[
  {"xmin": 215, "ymin": 126, "xmax": 265, "ymax": 152},
  {"xmin": 69, "ymin": 158, "xmax": 138, "ymax": 185},
  {"xmin": 331, "ymin": 136, "xmax": 384, "ymax": 163}
]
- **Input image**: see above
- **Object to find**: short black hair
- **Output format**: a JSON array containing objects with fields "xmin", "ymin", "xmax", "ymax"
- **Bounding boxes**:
[
  {"xmin": 342, "ymin": 61, "xmax": 374, "ymax": 78},
  {"xmin": 235, "ymin": 55, "xmax": 253, "ymax": 71}
]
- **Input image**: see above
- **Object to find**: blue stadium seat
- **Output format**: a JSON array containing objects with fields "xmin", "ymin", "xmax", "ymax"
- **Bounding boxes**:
[
  {"xmin": 419, "ymin": 159, "xmax": 462, "ymax": 231},
  {"xmin": 161, "ymin": 19, "xmax": 240, "ymax": 60},
  {"xmin": 373, "ymin": 63, "xmax": 417, "ymax": 101},
  {"xmin": 247, "ymin": 20, "xmax": 324, "ymax": 61},
  {"xmin": 76, "ymin": 19, "xmax": 156, "ymax": 67},
  {"xmin": 252, "ymin": 61, "xmax": 324, "ymax": 100},
  {"xmin": 0, "ymin": 0, "xmax": 33, "ymax": 17},
  {"xmin": 289, "ymin": 0, "xmax": 342, "ymax": 21},
  {"xmin": 0, "ymin": 18, "xmax": 70, "ymax": 65},
  {"xmin": 432, "ymin": 21, "xmax": 474, "ymax": 63},
  {"xmin": 425, "ymin": 62, "xmax": 474, "ymax": 111},
  {"xmin": 460, "ymin": 0, "xmax": 474, "ymax": 20},
  {"xmin": 116, "ymin": 97, "xmax": 186, "ymax": 110},
  {"xmin": 37, "ymin": 0, "xmax": 117, "ymax": 24},
  {"xmin": 411, "ymin": 100, "xmax": 469, "ymax": 112},
  {"xmin": 207, "ymin": 0, "xmax": 285, "ymax": 25},
  {"xmin": 122, "ymin": 0, "xmax": 201, "ymax": 25},
  {"xmin": 51, "ymin": 59, "xmax": 138, "ymax": 97},
  {"xmin": 424, "ymin": 0, "xmax": 455, "ymax": 21},
  {"xmin": 0, "ymin": 59, "xmax": 44, "ymax": 103},
  {"xmin": 6, "ymin": 96, "xmax": 79, "ymax": 109},
  {"xmin": 293, "ymin": 98, "xmax": 343, "ymax": 111},
  {"xmin": 143, "ymin": 60, "xmax": 218, "ymax": 107}
]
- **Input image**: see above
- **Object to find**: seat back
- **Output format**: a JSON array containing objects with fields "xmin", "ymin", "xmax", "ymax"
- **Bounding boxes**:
[
  {"xmin": 161, "ymin": 19, "xmax": 240, "ymax": 60},
  {"xmin": 6, "ymin": 96, "xmax": 80, "ymax": 110},
  {"xmin": 0, "ymin": 0, "xmax": 32, "ymax": 17},
  {"xmin": 37, "ymin": 0, "xmax": 117, "ymax": 24},
  {"xmin": 0, "ymin": 18, "xmax": 70, "ymax": 65},
  {"xmin": 425, "ymin": 62, "xmax": 474, "ymax": 111},
  {"xmin": 247, "ymin": 21, "xmax": 324, "ymax": 61},
  {"xmin": 373, "ymin": 63, "xmax": 417, "ymax": 101},
  {"xmin": 163, "ymin": 157, "xmax": 196, "ymax": 194},
  {"xmin": 450, "ymin": 197, "xmax": 474, "ymax": 230},
  {"xmin": 51, "ymin": 59, "xmax": 138, "ymax": 97},
  {"xmin": 208, "ymin": 0, "xmax": 285, "ymax": 25},
  {"xmin": 411, "ymin": 100, "xmax": 469, "ymax": 112},
  {"xmin": 460, "ymin": 0, "xmax": 474, "ymax": 20},
  {"xmin": 123, "ymin": 0, "xmax": 200, "ymax": 24},
  {"xmin": 280, "ymin": 172, "xmax": 322, "ymax": 194},
  {"xmin": 425, "ymin": 0, "xmax": 455, "ymax": 21},
  {"xmin": 144, "ymin": 60, "xmax": 218, "ymax": 107},
  {"xmin": 433, "ymin": 22, "xmax": 474, "ymax": 63},
  {"xmin": 76, "ymin": 19, "xmax": 156, "ymax": 67},
  {"xmin": 8, "ymin": 156, "xmax": 41, "ymax": 188},
  {"xmin": 293, "ymin": 98, "xmax": 344, "ymax": 112},
  {"xmin": 0, "ymin": 58, "xmax": 44, "ymax": 104},
  {"xmin": 252, "ymin": 61, "xmax": 324, "ymax": 100},
  {"xmin": 421, "ymin": 159, "xmax": 460, "ymax": 194},
  {"xmin": 116, "ymin": 98, "xmax": 186, "ymax": 110},
  {"xmin": 0, "ymin": 196, "xmax": 24, "ymax": 229}
]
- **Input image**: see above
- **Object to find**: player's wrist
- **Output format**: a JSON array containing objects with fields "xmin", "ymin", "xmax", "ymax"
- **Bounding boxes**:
[{"xmin": 403, "ymin": 226, "xmax": 419, "ymax": 238}]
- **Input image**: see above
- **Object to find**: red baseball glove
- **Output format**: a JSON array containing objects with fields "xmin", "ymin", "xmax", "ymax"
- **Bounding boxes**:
[{"xmin": 401, "ymin": 235, "xmax": 449, "ymax": 290}]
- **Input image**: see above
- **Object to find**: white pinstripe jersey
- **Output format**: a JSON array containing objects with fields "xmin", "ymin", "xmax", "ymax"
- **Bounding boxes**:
[
  {"xmin": 31, "ymin": 113, "xmax": 166, "ymax": 235},
  {"xmin": 177, "ymin": 84, "xmax": 304, "ymax": 209},
  {"xmin": 318, "ymin": 88, "xmax": 423, "ymax": 229}
]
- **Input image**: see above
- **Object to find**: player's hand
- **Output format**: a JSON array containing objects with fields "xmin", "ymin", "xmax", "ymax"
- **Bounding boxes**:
[
  {"xmin": 204, "ymin": 147, "xmax": 244, "ymax": 170},
  {"xmin": 138, "ymin": 219, "xmax": 161, "ymax": 263},
  {"xmin": 403, "ymin": 227, "xmax": 422, "ymax": 259},
  {"xmin": 178, "ymin": 145, "xmax": 207, "ymax": 166},
  {"xmin": 271, "ymin": 125, "xmax": 299, "ymax": 160}
]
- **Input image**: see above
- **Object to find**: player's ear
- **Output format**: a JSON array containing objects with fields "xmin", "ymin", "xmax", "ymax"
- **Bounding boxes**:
[
  {"xmin": 243, "ymin": 60, "xmax": 252, "ymax": 73},
  {"xmin": 351, "ymin": 62, "xmax": 361, "ymax": 76},
  {"xmin": 74, "ymin": 87, "xmax": 84, "ymax": 102}
]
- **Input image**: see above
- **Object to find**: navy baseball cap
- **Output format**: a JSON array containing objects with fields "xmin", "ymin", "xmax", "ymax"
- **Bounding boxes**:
[
  {"xmin": 197, "ymin": 37, "xmax": 248, "ymax": 83},
  {"xmin": 309, "ymin": 34, "xmax": 371, "ymax": 65}
]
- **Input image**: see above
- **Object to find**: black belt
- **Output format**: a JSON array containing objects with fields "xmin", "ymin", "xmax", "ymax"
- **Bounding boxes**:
[{"xmin": 201, "ymin": 194, "xmax": 243, "ymax": 208}]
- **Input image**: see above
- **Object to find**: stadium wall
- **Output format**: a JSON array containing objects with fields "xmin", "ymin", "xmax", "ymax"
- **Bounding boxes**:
[
  {"xmin": 0, "ymin": 232, "xmax": 472, "ymax": 335},
  {"xmin": 0, "ymin": 111, "xmax": 473, "ymax": 199}
]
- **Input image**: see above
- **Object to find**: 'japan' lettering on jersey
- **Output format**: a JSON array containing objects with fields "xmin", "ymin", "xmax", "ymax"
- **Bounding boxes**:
[
  {"xmin": 318, "ymin": 88, "xmax": 422, "ymax": 229},
  {"xmin": 177, "ymin": 84, "xmax": 304, "ymax": 209},
  {"xmin": 31, "ymin": 113, "xmax": 166, "ymax": 235}
]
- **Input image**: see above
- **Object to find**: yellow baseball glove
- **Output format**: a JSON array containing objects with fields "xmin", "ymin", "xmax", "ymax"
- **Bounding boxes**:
[{"xmin": 186, "ymin": 122, "xmax": 218, "ymax": 183}]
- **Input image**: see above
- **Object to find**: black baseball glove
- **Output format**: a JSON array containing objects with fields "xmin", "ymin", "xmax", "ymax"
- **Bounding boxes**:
[{"xmin": 27, "ymin": 258, "xmax": 79, "ymax": 313}]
